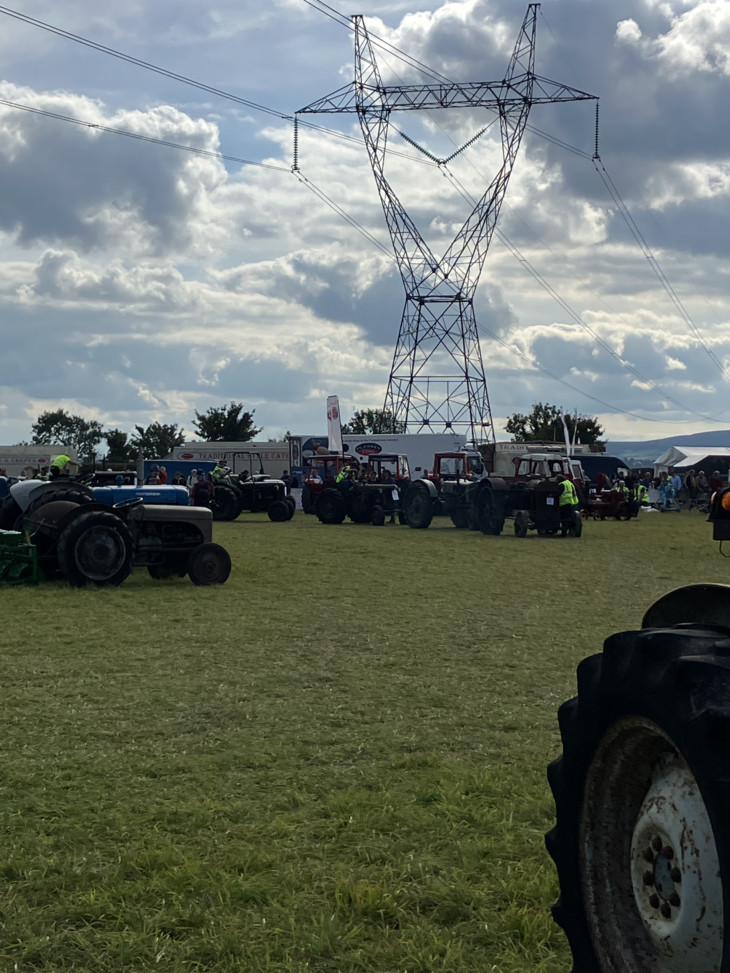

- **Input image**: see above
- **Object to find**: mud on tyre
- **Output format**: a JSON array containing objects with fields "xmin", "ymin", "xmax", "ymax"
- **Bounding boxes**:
[{"xmin": 546, "ymin": 624, "xmax": 730, "ymax": 973}]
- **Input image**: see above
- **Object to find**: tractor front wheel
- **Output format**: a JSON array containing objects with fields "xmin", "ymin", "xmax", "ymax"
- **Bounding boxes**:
[
  {"xmin": 268, "ymin": 499, "xmax": 291, "ymax": 522},
  {"xmin": 188, "ymin": 543, "xmax": 231, "ymax": 585},
  {"xmin": 547, "ymin": 624, "xmax": 730, "ymax": 972},
  {"xmin": 514, "ymin": 510, "xmax": 529, "ymax": 537},
  {"xmin": 211, "ymin": 485, "xmax": 239, "ymax": 522}
]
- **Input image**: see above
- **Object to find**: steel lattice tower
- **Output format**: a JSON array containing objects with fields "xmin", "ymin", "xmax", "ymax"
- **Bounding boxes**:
[{"xmin": 298, "ymin": 4, "xmax": 596, "ymax": 442}]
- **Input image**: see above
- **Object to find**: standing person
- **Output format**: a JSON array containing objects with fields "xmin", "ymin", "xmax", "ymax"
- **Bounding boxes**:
[
  {"xmin": 190, "ymin": 473, "xmax": 214, "ymax": 507},
  {"xmin": 709, "ymin": 470, "xmax": 723, "ymax": 493},
  {"xmin": 670, "ymin": 469, "xmax": 682, "ymax": 495},
  {"xmin": 281, "ymin": 470, "xmax": 292, "ymax": 495},
  {"xmin": 158, "ymin": 465, "xmax": 168, "ymax": 484},
  {"xmin": 556, "ymin": 474, "xmax": 579, "ymax": 536},
  {"xmin": 685, "ymin": 469, "xmax": 698, "ymax": 509}
]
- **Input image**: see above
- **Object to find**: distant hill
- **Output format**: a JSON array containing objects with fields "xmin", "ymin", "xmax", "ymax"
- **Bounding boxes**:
[{"xmin": 606, "ymin": 430, "xmax": 730, "ymax": 467}]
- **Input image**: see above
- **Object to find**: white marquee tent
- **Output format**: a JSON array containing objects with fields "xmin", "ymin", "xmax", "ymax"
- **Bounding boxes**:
[{"xmin": 653, "ymin": 446, "xmax": 730, "ymax": 474}]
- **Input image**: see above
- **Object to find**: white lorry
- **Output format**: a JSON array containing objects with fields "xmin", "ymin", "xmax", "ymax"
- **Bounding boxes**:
[{"xmin": 166, "ymin": 441, "xmax": 289, "ymax": 479}]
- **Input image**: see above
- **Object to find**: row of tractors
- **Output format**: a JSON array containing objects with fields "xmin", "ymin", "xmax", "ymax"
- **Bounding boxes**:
[
  {"xmin": 302, "ymin": 448, "xmax": 583, "ymax": 539},
  {"xmin": 0, "ymin": 476, "xmax": 231, "ymax": 588}
]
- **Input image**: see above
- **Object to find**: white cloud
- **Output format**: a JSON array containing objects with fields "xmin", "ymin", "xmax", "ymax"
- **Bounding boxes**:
[{"xmin": 0, "ymin": 0, "xmax": 728, "ymax": 448}]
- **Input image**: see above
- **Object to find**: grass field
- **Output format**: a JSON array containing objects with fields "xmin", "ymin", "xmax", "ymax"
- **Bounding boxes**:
[{"xmin": 1, "ymin": 507, "xmax": 725, "ymax": 972}]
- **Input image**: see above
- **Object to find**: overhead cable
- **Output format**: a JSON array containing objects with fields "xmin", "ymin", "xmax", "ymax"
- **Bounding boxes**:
[
  {"xmin": 593, "ymin": 157, "xmax": 730, "ymax": 384},
  {"xmin": 0, "ymin": 98, "xmax": 291, "ymax": 172},
  {"xmin": 0, "ymin": 4, "xmax": 291, "ymax": 119}
]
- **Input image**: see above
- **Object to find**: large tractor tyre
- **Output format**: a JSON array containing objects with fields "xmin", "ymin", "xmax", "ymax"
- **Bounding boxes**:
[
  {"xmin": 477, "ymin": 488, "xmax": 505, "ymax": 536},
  {"xmin": 348, "ymin": 497, "xmax": 372, "ymax": 524},
  {"xmin": 24, "ymin": 486, "xmax": 93, "ymax": 521},
  {"xmin": 546, "ymin": 625, "xmax": 730, "ymax": 973},
  {"xmin": 56, "ymin": 510, "xmax": 133, "ymax": 587},
  {"xmin": 0, "ymin": 494, "xmax": 21, "ymax": 530},
  {"xmin": 567, "ymin": 509, "xmax": 583, "ymax": 538},
  {"xmin": 301, "ymin": 483, "xmax": 313, "ymax": 514},
  {"xmin": 268, "ymin": 499, "xmax": 291, "ymax": 522},
  {"xmin": 315, "ymin": 489, "xmax": 347, "ymax": 525},
  {"xmin": 402, "ymin": 483, "xmax": 433, "ymax": 529},
  {"xmin": 514, "ymin": 509, "xmax": 529, "ymax": 537},
  {"xmin": 188, "ymin": 542, "xmax": 231, "ymax": 586},
  {"xmin": 211, "ymin": 485, "xmax": 239, "ymax": 522},
  {"xmin": 284, "ymin": 496, "xmax": 296, "ymax": 518}
]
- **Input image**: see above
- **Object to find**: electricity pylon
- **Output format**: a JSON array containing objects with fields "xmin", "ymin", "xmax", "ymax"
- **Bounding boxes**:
[{"xmin": 297, "ymin": 4, "xmax": 596, "ymax": 441}]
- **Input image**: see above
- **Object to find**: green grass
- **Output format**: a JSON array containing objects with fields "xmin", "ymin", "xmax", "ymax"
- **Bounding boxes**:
[{"xmin": 1, "ymin": 508, "xmax": 723, "ymax": 971}]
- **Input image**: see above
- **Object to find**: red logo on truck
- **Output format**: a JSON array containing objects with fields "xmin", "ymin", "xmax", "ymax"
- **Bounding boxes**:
[
  {"xmin": 355, "ymin": 443, "xmax": 382, "ymax": 456},
  {"xmin": 180, "ymin": 453, "xmax": 194, "ymax": 459}
]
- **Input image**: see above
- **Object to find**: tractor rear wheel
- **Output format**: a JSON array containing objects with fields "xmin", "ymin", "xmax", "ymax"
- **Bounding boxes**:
[
  {"xmin": 188, "ymin": 542, "xmax": 231, "ymax": 585},
  {"xmin": 403, "ymin": 483, "xmax": 433, "ymax": 529},
  {"xmin": 477, "ymin": 487, "xmax": 505, "ymax": 536},
  {"xmin": 211, "ymin": 485, "xmax": 239, "ymax": 522},
  {"xmin": 316, "ymin": 489, "xmax": 347, "ymax": 525},
  {"xmin": 547, "ymin": 624, "xmax": 730, "ymax": 973},
  {"xmin": 57, "ymin": 510, "xmax": 133, "ymax": 587},
  {"xmin": 24, "ymin": 486, "xmax": 93, "ymax": 521}
]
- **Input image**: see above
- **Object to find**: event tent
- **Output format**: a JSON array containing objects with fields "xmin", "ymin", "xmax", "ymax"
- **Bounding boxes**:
[{"xmin": 653, "ymin": 446, "xmax": 730, "ymax": 475}]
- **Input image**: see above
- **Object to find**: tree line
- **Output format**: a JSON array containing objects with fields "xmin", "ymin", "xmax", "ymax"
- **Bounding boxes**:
[
  {"xmin": 19, "ymin": 403, "xmax": 263, "ymax": 466},
  {"xmin": 14, "ymin": 401, "xmax": 604, "ymax": 465}
]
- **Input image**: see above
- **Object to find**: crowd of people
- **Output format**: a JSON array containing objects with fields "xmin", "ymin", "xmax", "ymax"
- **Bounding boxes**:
[{"xmin": 590, "ymin": 467, "xmax": 723, "ymax": 511}]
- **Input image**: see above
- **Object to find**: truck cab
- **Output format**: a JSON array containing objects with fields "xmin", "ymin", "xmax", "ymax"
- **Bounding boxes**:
[
  {"xmin": 510, "ymin": 453, "xmax": 585, "ymax": 490},
  {"xmin": 429, "ymin": 451, "xmax": 485, "ymax": 488}
]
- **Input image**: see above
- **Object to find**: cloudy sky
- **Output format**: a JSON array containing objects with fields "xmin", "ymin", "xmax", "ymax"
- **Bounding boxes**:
[{"xmin": 0, "ymin": 0, "xmax": 728, "ymax": 447}]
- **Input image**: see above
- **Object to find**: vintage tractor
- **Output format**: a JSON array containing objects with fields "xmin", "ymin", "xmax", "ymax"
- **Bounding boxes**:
[
  {"xmin": 401, "ymin": 452, "xmax": 505, "ymax": 534},
  {"xmin": 509, "ymin": 478, "xmax": 582, "ymax": 538},
  {"xmin": 19, "ymin": 496, "xmax": 230, "ymax": 587},
  {"xmin": 314, "ymin": 454, "xmax": 411, "ymax": 526},
  {"xmin": 0, "ymin": 476, "xmax": 191, "ymax": 531},
  {"xmin": 582, "ymin": 488, "xmax": 637, "ymax": 521},
  {"xmin": 210, "ymin": 461, "xmax": 294, "ymax": 523},
  {"xmin": 545, "ymin": 485, "xmax": 730, "ymax": 970}
]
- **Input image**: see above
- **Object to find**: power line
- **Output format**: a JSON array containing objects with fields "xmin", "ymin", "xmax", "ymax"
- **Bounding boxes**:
[
  {"xmin": 0, "ymin": 4, "xmax": 438, "ymax": 172},
  {"xmin": 593, "ymin": 157, "xmax": 730, "ymax": 384},
  {"xmin": 0, "ymin": 4, "xmax": 291, "ymax": 119},
  {"xmin": 0, "ymin": 98, "xmax": 291, "ymax": 172},
  {"xmin": 442, "ymin": 165, "xmax": 725, "ymax": 425}
]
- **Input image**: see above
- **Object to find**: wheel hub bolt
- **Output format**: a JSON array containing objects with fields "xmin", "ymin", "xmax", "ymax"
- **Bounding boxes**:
[
  {"xmin": 660, "ymin": 902, "xmax": 672, "ymax": 919},
  {"xmin": 670, "ymin": 867, "xmax": 681, "ymax": 883},
  {"xmin": 642, "ymin": 871, "xmax": 654, "ymax": 886}
]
